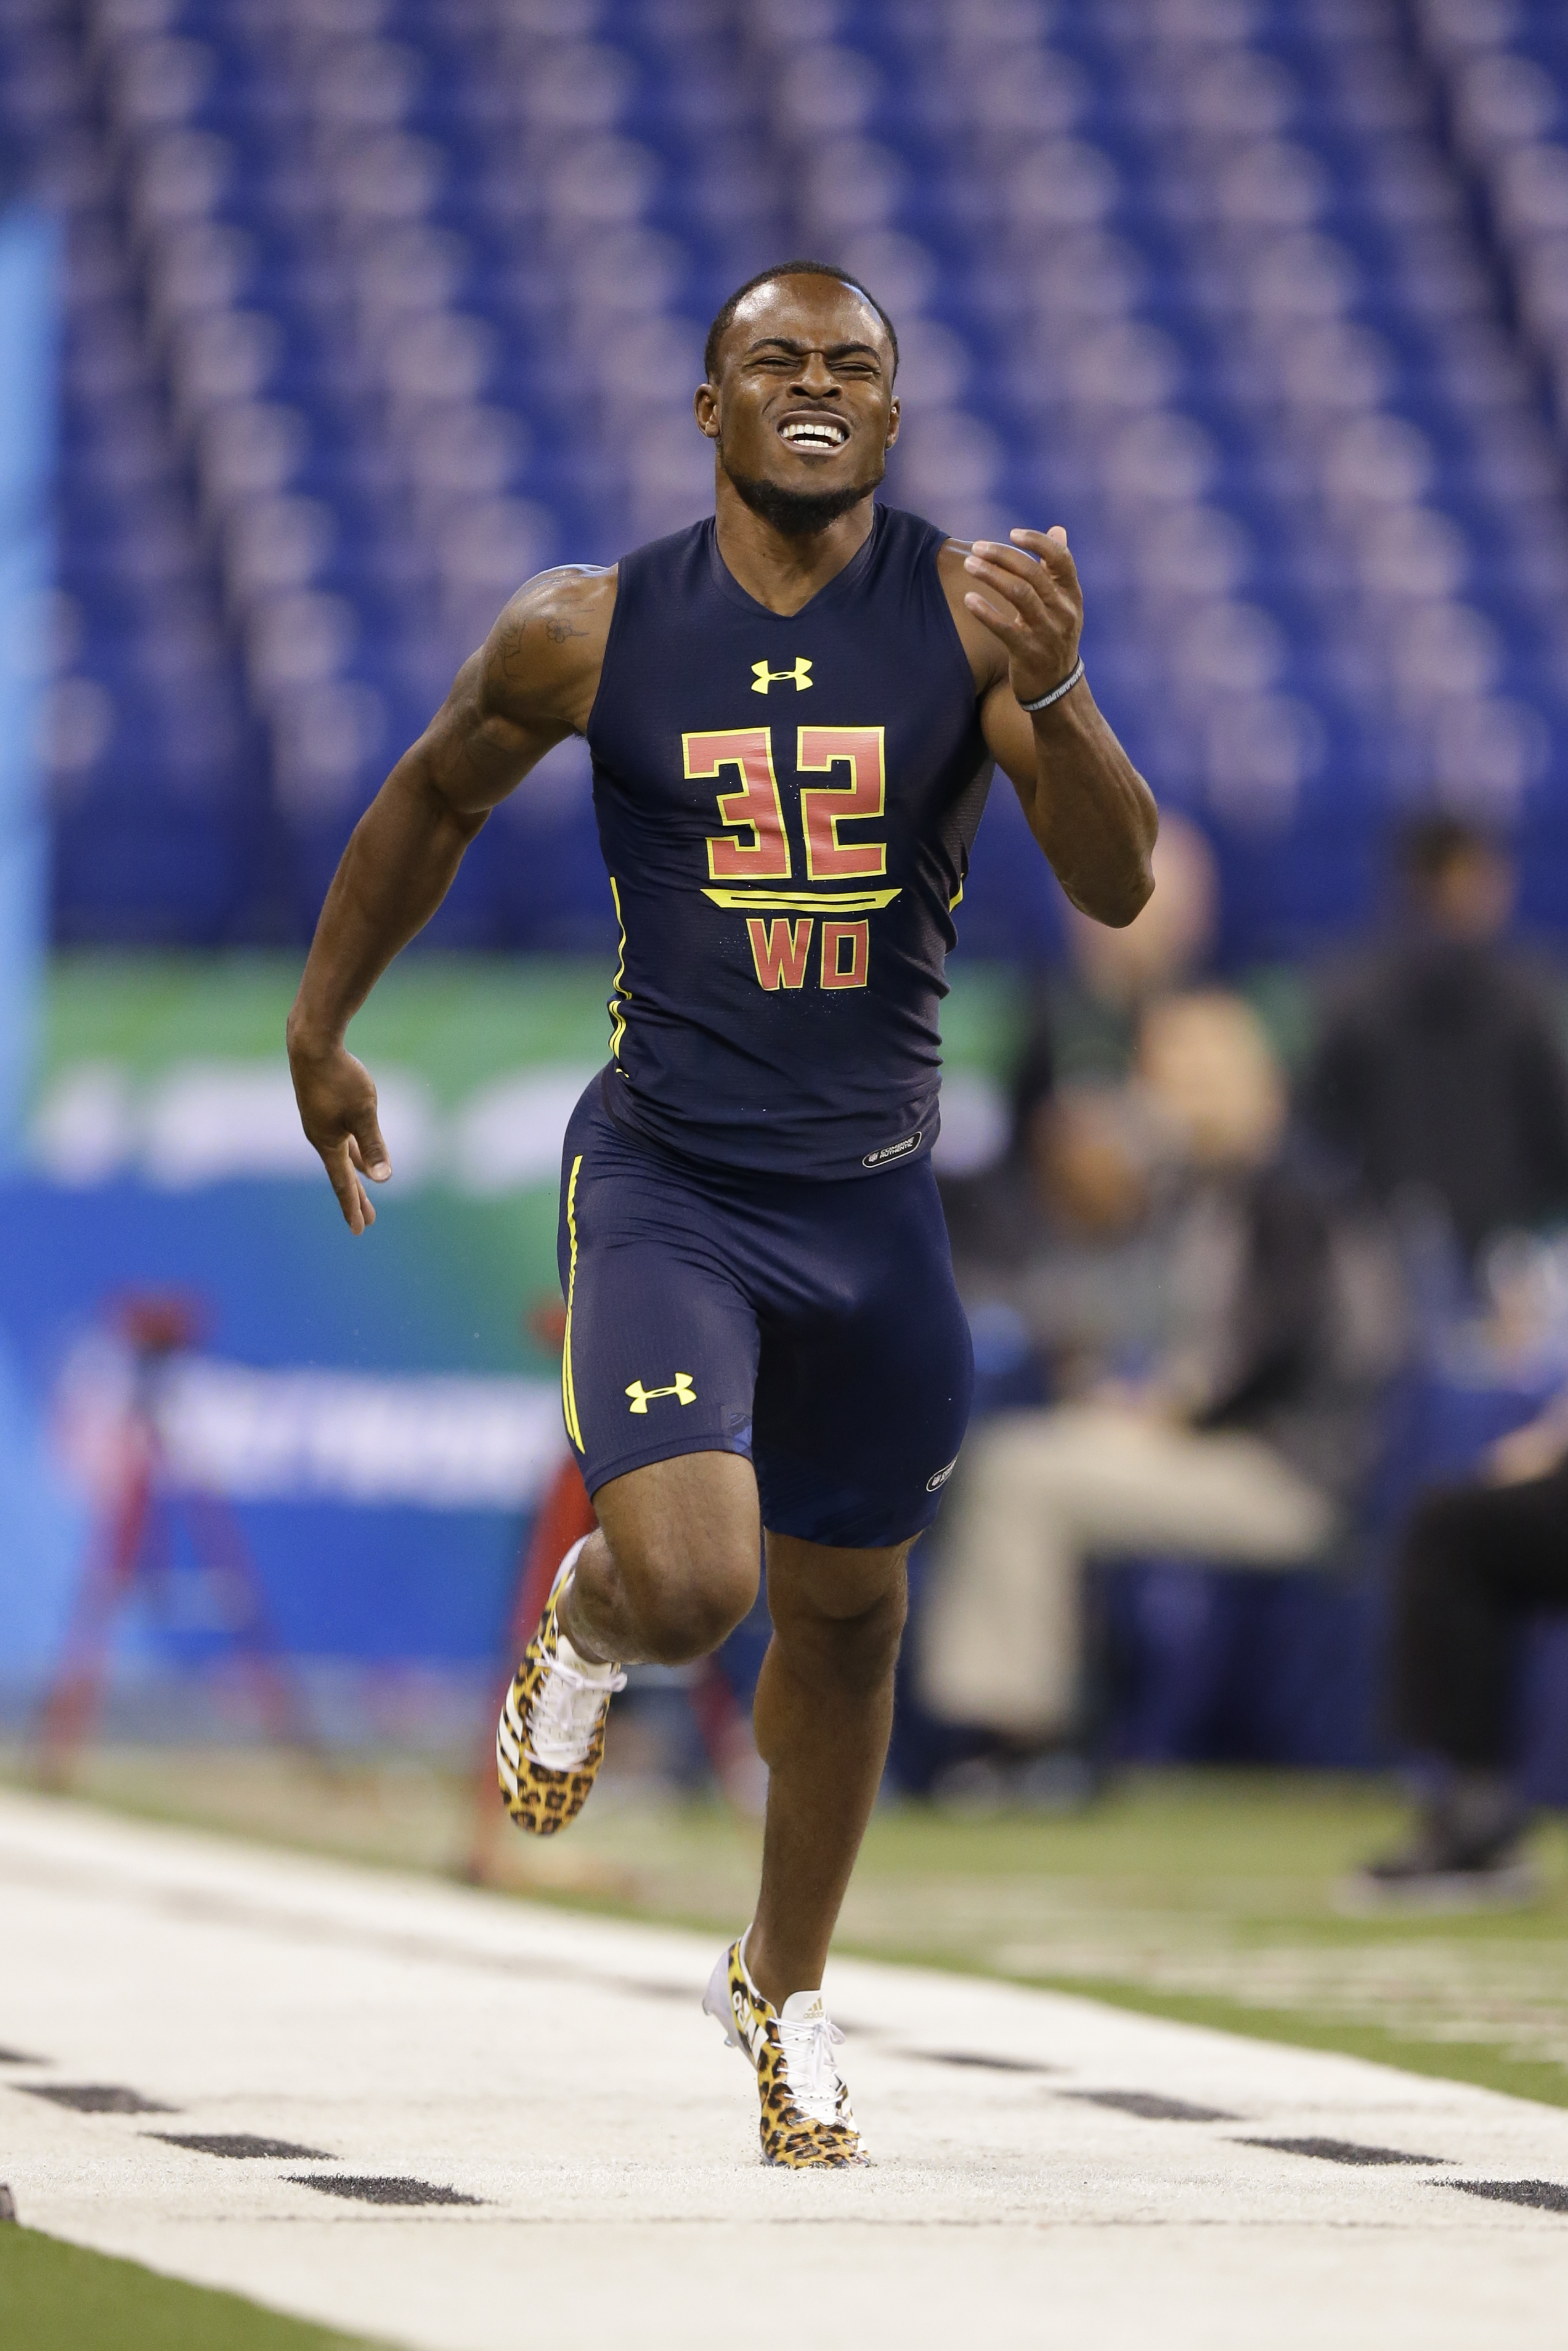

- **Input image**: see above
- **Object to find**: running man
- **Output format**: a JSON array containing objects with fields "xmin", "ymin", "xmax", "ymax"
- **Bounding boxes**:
[{"xmin": 287, "ymin": 262, "xmax": 1157, "ymax": 2168}]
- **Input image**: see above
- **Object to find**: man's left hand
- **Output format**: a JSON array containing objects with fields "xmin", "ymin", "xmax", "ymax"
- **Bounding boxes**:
[{"xmin": 962, "ymin": 527, "xmax": 1084, "ymax": 708}]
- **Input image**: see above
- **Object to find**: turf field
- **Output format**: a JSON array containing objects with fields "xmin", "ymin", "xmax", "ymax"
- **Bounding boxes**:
[
  {"xmin": 8, "ymin": 1785, "xmax": 1568, "ymax": 2351},
  {"xmin": 0, "ymin": 2223, "xmax": 387, "ymax": 2351},
  {"xmin": 8, "ymin": 1748, "xmax": 1568, "ymax": 2114}
]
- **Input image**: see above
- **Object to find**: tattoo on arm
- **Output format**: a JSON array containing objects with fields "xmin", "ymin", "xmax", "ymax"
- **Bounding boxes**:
[
  {"xmin": 471, "ymin": 568, "xmax": 612, "ymax": 761},
  {"xmin": 498, "ymin": 621, "xmax": 528, "ymax": 680}
]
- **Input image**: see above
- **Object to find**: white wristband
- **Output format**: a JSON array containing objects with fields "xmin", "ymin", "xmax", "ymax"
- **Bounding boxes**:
[{"xmin": 1018, "ymin": 656, "xmax": 1084, "ymax": 713}]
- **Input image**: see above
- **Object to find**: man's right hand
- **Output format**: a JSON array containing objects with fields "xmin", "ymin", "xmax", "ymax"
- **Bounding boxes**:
[{"xmin": 287, "ymin": 1030, "xmax": 391, "ymax": 1235}]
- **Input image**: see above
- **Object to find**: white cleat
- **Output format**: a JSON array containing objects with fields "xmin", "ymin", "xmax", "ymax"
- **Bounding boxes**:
[
  {"xmin": 497, "ymin": 1538, "xmax": 626, "ymax": 1837},
  {"xmin": 703, "ymin": 1932, "xmax": 866, "ymax": 2167}
]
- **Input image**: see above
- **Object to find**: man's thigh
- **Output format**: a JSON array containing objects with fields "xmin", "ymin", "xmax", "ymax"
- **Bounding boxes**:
[
  {"xmin": 750, "ymin": 1165, "xmax": 973, "ymax": 1551},
  {"xmin": 558, "ymin": 1081, "xmax": 763, "ymax": 1497},
  {"xmin": 594, "ymin": 1448, "xmax": 762, "ymax": 1600},
  {"xmin": 765, "ymin": 1530, "xmax": 911, "ymax": 1626},
  {"xmin": 978, "ymin": 1405, "xmax": 1334, "ymax": 1562}
]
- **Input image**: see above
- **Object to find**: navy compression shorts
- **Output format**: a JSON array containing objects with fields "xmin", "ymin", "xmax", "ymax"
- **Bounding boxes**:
[{"xmin": 556, "ymin": 1073, "xmax": 973, "ymax": 1549}]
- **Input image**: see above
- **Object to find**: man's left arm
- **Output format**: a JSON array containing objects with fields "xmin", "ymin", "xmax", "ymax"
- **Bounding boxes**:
[{"xmin": 946, "ymin": 529, "xmax": 1157, "ymax": 928}]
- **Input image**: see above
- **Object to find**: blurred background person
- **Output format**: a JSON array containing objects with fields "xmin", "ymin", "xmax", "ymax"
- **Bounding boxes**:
[
  {"xmin": 1303, "ymin": 818, "xmax": 1568, "ymax": 1269},
  {"xmin": 922, "ymin": 988, "xmax": 1403, "ymax": 1774},
  {"xmin": 1354, "ymin": 1384, "xmax": 1568, "ymax": 1906},
  {"xmin": 937, "ymin": 810, "xmax": 1223, "ymax": 1387},
  {"xmin": 1017, "ymin": 810, "xmax": 1222, "ymax": 1094},
  {"xmin": 1058, "ymin": 810, "xmax": 1221, "ymax": 1067}
]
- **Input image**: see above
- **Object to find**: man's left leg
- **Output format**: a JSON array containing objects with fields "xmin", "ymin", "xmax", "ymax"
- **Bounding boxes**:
[
  {"xmin": 744, "ymin": 1531, "xmax": 909, "ymax": 2009},
  {"xmin": 699, "ymin": 1151, "xmax": 968, "ymax": 2164},
  {"xmin": 702, "ymin": 1530, "xmax": 908, "ymax": 2169},
  {"xmin": 739, "ymin": 1161, "xmax": 965, "ymax": 1963}
]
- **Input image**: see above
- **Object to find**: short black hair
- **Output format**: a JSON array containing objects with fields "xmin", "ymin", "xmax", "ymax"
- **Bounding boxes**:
[
  {"xmin": 703, "ymin": 259, "xmax": 899, "ymax": 384},
  {"xmin": 1399, "ymin": 814, "xmax": 1500, "ymax": 883}
]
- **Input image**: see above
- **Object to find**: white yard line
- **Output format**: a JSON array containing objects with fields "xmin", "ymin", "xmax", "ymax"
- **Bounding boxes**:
[{"xmin": 3, "ymin": 1787, "xmax": 1568, "ymax": 2351}]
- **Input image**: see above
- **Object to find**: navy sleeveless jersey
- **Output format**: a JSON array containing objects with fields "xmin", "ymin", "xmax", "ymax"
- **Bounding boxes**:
[{"xmin": 584, "ymin": 504, "xmax": 994, "ymax": 1180}]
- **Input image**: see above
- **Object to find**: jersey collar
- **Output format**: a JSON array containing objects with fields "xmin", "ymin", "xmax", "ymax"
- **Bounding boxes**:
[{"xmin": 704, "ymin": 502, "xmax": 887, "ymax": 622}]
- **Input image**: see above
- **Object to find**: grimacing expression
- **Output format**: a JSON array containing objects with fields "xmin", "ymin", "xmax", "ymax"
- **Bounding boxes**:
[{"xmin": 696, "ymin": 275, "xmax": 900, "ymax": 531}]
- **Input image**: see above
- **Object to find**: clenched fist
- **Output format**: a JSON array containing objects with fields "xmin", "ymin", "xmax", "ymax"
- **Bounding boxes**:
[{"xmin": 961, "ymin": 526, "xmax": 1083, "ymax": 710}]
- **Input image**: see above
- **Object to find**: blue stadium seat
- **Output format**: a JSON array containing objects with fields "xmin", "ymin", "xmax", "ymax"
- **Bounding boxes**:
[{"xmin": 6, "ymin": 0, "xmax": 1568, "ymax": 949}]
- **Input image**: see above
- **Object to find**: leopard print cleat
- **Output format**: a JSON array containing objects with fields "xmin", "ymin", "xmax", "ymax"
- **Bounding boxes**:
[
  {"xmin": 702, "ymin": 1933, "xmax": 867, "ymax": 2169},
  {"xmin": 497, "ymin": 1537, "xmax": 626, "ymax": 1838}
]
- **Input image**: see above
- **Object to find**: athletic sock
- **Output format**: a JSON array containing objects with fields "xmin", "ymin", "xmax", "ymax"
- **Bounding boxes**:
[{"xmin": 555, "ymin": 1608, "xmax": 620, "ymax": 1684}]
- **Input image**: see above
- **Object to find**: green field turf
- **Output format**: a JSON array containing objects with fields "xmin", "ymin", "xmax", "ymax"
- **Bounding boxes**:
[
  {"xmin": 0, "ymin": 2223, "xmax": 387, "ymax": 2351},
  {"xmin": 10, "ymin": 1750, "xmax": 1568, "ymax": 2114}
]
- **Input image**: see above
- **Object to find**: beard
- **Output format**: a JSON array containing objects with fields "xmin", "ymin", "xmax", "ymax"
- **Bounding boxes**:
[{"xmin": 720, "ymin": 448, "xmax": 885, "ymax": 537}]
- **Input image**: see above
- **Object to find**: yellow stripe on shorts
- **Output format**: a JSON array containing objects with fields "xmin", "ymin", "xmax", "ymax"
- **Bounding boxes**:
[{"xmin": 561, "ymin": 1152, "xmax": 585, "ymax": 1453}]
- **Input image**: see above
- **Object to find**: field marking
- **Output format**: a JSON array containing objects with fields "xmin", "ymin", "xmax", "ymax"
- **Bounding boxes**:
[{"xmin": 4, "ymin": 1788, "xmax": 1568, "ymax": 2350}]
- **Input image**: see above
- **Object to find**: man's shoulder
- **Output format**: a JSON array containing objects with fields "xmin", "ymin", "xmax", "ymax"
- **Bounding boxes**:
[
  {"xmin": 477, "ymin": 564, "xmax": 619, "ymax": 736},
  {"xmin": 522, "ymin": 562, "xmax": 619, "ymax": 625},
  {"xmin": 491, "ymin": 562, "xmax": 619, "ymax": 654},
  {"xmin": 1314, "ymin": 938, "xmax": 1566, "ymax": 1042},
  {"xmin": 1492, "ymin": 945, "xmax": 1568, "ymax": 1021}
]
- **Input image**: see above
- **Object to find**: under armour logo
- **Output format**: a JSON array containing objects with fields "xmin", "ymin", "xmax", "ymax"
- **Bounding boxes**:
[
  {"xmin": 750, "ymin": 657, "xmax": 813, "ymax": 694},
  {"xmin": 625, "ymin": 1374, "xmax": 697, "ymax": 1414}
]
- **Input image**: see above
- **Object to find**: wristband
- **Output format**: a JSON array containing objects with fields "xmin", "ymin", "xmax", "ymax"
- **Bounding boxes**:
[{"xmin": 1018, "ymin": 656, "xmax": 1084, "ymax": 713}]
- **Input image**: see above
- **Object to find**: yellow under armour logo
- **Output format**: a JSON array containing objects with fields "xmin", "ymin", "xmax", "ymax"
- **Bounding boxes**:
[
  {"xmin": 625, "ymin": 1374, "xmax": 697, "ymax": 1414},
  {"xmin": 751, "ymin": 657, "xmax": 813, "ymax": 694}
]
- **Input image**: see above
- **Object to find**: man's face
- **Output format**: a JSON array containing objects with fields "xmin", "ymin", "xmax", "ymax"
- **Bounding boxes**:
[
  {"xmin": 695, "ymin": 274, "xmax": 899, "ymax": 535},
  {"xmin": 1424, "ymin": 847, "xmax": 1516, "ymax": 944}
]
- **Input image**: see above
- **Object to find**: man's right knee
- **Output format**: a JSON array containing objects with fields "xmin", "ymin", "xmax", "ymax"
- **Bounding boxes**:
[
  {"xmin": 599, "ymin": 1528, "xmax": 757, "ymax": 1662},
  {"xmin": 588, "ymin": 1451, "xmax": 761, "ymax": 1664}
]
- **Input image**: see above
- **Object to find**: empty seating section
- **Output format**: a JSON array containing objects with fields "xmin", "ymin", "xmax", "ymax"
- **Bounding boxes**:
[
  {"xmin": 1416, "ymin": 1, "xmax": 1568, "ymax": 412},
  {"xmin": 4, "ymin": 0, "xmax": 1568, "ymax": 951}
]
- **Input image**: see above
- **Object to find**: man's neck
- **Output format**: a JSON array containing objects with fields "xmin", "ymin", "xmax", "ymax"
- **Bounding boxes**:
[{"xmin": 712, "ymin": 482, "xmax": 877, "ymax": 617}]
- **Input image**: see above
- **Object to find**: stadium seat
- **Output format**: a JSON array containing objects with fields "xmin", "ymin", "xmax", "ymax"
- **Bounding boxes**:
[{"xmin": 6, "ymin": 0, "xmax": 1568, "ymax": 949}]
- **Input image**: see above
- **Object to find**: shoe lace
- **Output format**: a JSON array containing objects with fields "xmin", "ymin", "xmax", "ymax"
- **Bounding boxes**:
[
  {"xmin": 527, "ymin": 1654, "xmax": 627, "ymax": 1771},
  {"xmin": 778, "ymin": 2011, "xmax": 845, "ymax": 2126}
]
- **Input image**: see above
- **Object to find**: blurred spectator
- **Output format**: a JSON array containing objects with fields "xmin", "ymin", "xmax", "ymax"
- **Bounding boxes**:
[
  {"xmin": 940, "ymin": 812, "xmax": 1220, "ymax": 1275},
  {"xmin": 1067, "ymin": 811, "xmax": 1220, "ymax": 1014},
  {"xmin": 1047, "ymin": 810, "xmax": 1221, "ymax": 1085},
  {"xmin": 1354, "ymin": 1386, "xmax": 1568, "ymax": 1906},
  {"xmin": 923, "ymin": 992, "xmax": 1402, "ymax": 1761},
  {"xmin": 1302, "ymin": 818, "xmax": 1568, "ymax": 1264}
]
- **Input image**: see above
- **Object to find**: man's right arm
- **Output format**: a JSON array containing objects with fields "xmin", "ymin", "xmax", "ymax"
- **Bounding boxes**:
[{"xmin": 286, "ymin": 564, "xmax": 615, "ymax": 1232}]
